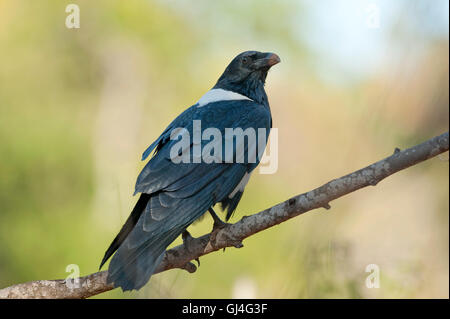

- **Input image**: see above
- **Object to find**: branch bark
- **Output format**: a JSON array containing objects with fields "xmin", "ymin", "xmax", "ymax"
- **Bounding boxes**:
[{"xmin": 1, "ymin": 132, "xmax": 448, "ymax": 299}]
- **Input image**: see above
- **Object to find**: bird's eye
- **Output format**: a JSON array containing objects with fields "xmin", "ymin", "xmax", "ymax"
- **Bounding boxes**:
[{"xmin": 242, "ymin": 57, "xmax": 249, "ymax": 64}]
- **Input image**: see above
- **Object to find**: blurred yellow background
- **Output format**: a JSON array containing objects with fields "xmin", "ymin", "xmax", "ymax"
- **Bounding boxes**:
[{"xmin": 0, "ymin": 0, "xmax": 448, "ymax": 298}]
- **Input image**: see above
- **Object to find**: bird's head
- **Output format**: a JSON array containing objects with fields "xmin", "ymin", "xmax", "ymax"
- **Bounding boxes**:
[{"xmin": 214, "ymin": 51, "xmax": 280, "ymax": 102}]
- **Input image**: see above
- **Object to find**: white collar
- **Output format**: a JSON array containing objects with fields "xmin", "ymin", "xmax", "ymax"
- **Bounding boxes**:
[{"xmin": 197, "ymin": 88, "xmax": 252, "ymax": 107}]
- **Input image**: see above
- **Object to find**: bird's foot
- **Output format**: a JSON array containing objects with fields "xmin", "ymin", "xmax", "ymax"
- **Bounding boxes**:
[
  {"xmin": 208, "ymin": 207, "xmax": 231, "ymax": 231},
  {"xmin": 213, "ymin": 217, "xmax": 232, "ymax": 231},
  {"xmin": 207, "ymin": 208, "xmax": 243, "ymax": 251},
  {"xmin": 181, "ymin": 230, "xmax": 200, "ymax": 267}
]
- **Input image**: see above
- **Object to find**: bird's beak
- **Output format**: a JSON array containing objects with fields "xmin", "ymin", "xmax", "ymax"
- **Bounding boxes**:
[
  {"xmin": 266, "ymin": 53, "xmax": 281, "ymax": 67},
  {"xmin": 254, "ymin": 52, "xmax": 281, "ymax": 69}
]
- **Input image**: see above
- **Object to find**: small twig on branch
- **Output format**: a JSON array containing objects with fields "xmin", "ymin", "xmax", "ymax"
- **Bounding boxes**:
[{"xmin": 0, "ymin": 132, "xmax": 448, "ymax": 299}]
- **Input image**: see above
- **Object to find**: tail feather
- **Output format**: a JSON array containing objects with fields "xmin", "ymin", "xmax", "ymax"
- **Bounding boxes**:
[
  {"xmin": 106, "ymin": 223, "xmax": 188, "ymax": 291},
  {"xmin": 105, "ymin": 190, "xmax": 214, "ymax": 291},
  {"xmin": 99, "ymin": 193, "xmax": 151, "ymax": 270}
]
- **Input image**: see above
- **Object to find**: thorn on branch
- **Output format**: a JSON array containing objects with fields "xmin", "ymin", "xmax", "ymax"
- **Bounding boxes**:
[
  {"xmin": 323, "ymin": 203, "xmax": 331, "ymax": 210},
  {"xmin": 222, "ymin": 240, "xmax": 244, "ymax": 250},
  {"xmin": 370, "ymin": 179, "xmax": 379, "ymax": 186},
  {"xmin": 232, "ymin": 241, "xmax": 244, "ymax": 248},
  {"xmin": 394, "ymin": 147, "xmax": 401, "ymax": 154}
]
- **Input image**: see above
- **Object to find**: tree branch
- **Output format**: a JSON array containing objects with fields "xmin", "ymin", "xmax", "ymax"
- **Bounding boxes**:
[{"xmin": 1, "ymin": 132, "xmax": 448, "ymax": 299}]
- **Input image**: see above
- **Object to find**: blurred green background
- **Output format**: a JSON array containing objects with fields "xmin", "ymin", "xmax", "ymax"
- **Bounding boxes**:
[{"xmin": 0, "ymin": 0, "xmax": 448, "ymax": 298}]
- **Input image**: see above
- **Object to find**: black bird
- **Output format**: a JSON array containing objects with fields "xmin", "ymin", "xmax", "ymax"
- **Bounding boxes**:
[{"xmin": 100, "ymin": 50, "xmax": 280, "ymax": 291}]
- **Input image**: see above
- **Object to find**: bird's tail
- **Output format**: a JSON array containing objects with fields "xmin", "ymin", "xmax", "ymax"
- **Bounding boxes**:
[
  {"xmin": 105, "ymin": 219, "xmax": 187, "ymax": 291},
  {"xmin": 99, "ymin": 193, "xmax": 151, "ymax": 270}
]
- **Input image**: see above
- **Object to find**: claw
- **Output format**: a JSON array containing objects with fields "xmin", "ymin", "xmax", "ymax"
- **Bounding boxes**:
[
  {"xmin": 181, "ymin": 262, "xmax": 197, "ymax": 273},
  {"xmin": 233, "ymin": 241, "xmax": 244, "ymax": 248}
]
